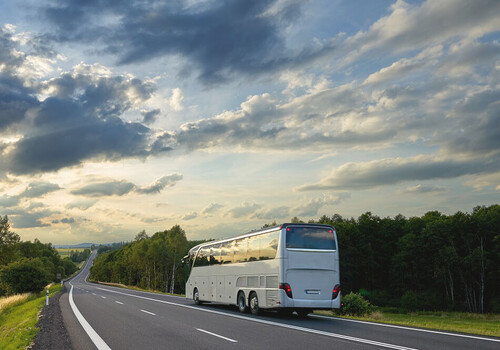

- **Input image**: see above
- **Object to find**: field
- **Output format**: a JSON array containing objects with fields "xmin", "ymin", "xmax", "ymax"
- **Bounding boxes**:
[{"xmin": 56, "ymin": 247, "xmax": 87, "ymax": 258}]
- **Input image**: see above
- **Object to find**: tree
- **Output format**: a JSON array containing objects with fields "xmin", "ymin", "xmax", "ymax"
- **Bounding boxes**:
[
  {"xmin": 0, "ymin": 258, "xmax": 52, "ymax": 294},
  {"xmin": 0, "ymin": 216, "xmax": 20, "ymax": 265}
]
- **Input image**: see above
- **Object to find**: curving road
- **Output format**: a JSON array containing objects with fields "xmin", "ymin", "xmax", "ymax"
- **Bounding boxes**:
[{"xmin": 59, "ymin": 251, "xmax": 499, "ymax": 350}]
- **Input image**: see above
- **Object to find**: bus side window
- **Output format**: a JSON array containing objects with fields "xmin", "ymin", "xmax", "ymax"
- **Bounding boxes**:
[
  {"xmin": 234, "ymin": 238, "xmax": 248, "ymax": 263},
  {"xmin": 195, "ymin": 246, "xmax": 210, "ymax": 267},
  {"xmin": 260, "ymin": 231, "xmax": 279, "ymax": 260},
  {"xmin": 210, "ymin": 244, "xmax": 221, "ymax": 265},
  {"xmin": 247, "ymin": 235, "xmax": 260, "ymax": 261},
  {"xmin": 221, "ymin": 241, "xmax": 234, "ymax": 264}
]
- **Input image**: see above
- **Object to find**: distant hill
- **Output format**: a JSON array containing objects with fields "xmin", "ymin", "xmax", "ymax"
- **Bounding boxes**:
[{"xmin": 54, "ymin": 243, "xmax": 96, "ymax": 249}]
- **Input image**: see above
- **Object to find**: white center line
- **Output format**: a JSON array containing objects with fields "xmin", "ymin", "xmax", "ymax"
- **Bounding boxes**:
[
  {"xmin": 196, "ymin": 328, "xmax": 238, "ymax": 343},
  {"xmin": 101, "ymin": 296, "xmax": 106, "ymax": 299},
  {"xmin": 140, "ymin": 309, "xmax": 156, "ymax": 316},
  {"xmin": 115, "ymin": 301, "xmax": 123, "ymax": 305}
]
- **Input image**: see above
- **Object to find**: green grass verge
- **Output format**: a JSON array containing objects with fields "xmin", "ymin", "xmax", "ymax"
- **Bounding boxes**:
[
  {"xmin": 314, "ymin": 309, "xmax": 500, "ymax": 337},
  {"xmin": 0, "ymin": 284, "xmax": 62, "ymax": 350}
]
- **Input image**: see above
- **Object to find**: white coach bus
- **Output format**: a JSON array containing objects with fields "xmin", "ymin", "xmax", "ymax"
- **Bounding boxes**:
[{"xmin": 183, "ymin": 223, "xmax": 341, "ymax": 317}]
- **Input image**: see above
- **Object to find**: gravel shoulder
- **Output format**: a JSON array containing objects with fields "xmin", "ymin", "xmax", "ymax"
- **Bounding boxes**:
[{"xmin": 30, "ymin": 285, "xmax": 73, "ymax": 350}]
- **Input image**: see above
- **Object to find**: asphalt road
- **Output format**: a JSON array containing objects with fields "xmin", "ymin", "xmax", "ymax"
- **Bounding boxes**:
[{"xmin": 60, "ymin": 251, "xmax": 499, "ymax": 350}]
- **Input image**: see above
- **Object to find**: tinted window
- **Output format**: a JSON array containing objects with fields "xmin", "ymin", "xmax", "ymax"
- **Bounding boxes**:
[
  {"xmin": 247, "ymin": 236, "xmax": 260, "ymax": 261},
  {"xmin": 194, "ymin": 246, "xmax": 210, "ymax": 267},
  {"xmin": 210, "ymin": 244, "xmax": 221, "ymax": 265},
  {"xmin": 260, "ymin": 231, "xmax": 279, "ymax": 260},
  {"xmin": 286, "ymin": 227, "xmax": 336, "ymax": 250},
  {"xmin": 220, "ymin": 241, "xmax": 233, "ymax": 264},
  {"xmin": 234, "ymin": 238, "xmax": 247, "ymax": 263}
]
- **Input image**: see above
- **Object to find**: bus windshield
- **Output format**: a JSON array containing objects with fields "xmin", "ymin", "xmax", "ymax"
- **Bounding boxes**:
[{"xmin": 285, "ymin": 226, "xmax": 336, "ymax": 250}]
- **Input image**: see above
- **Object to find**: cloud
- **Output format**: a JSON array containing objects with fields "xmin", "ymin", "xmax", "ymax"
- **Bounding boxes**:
[
  {"xmin": 72, "ymin": 174, "xmax": 183, "ymax": 197},
  {"xmin": 136, "ymin": 174, "xmax": 183, "ymax": 194},
  {"xmin": 18, "ymin": 182, "xmax": 61, "ymax": 198},
  {"xmin": 293, "ymin": 195, "xmax": 348, "ymax": 217},
  {"xmin": 182, "ymin": 212, "xmax": 198, "ymax": 221},
  {"xmin": 0, "ymin": 181, "xmax": 60, "ymax": 208},
  {"xmin": 169, "ymin": 88, "xmax": 184, "ymax": 111},
  {"xmin": 201, "ymin": 203, "xmax": 224, "ymax": 216},
  {"xmin": 403, "ymin": 185, "xmax": 447, "ymax": 194},
  {"xmin": 41, "ymin": 0, "xmax": 336, "ymax": 84},
  {"xmin": 252, "ymin": 206, "xmax": 290, "ymax": 220},
  {"xmin": 72, "ymin": 180, "xmax": 136, "ymax": 197},
  {"xmin": 141, "ymin": 109, "xmax": 161, "ymax": 124},
  {"xmin": 344, "ymin": 0, "xmax": 500, "ymax": 64},
  {"xmin": 296, "ymin": 155, "xmax": 500, "ymax": 191},
  {"xmin": 9, "ymin": 209, "xmax": 55, "ymax": 228},
  {"xmin": 227, "ymin": 202, "xmax": 262, "ymax": 218},
  {"xmin": 61, "ymin": 217, "xmax": 75, "ymax": 224},
  {"xmin": 65, "ymin": 199, "xmax": 98, "ymax": 210}
]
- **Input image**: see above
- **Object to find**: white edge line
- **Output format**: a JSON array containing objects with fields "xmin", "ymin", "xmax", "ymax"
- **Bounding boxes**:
[
  {"xmin": 196, "ymin": 328, "xmax": 238, "ymax": 343},
  {"xmin": 310, "ymin": 314, "xmax": 500, "ymax": 343},
  {"xmin": 115, "ymin": 301, "xmax": 123, "ymax": 305},
  {"xmin": 140, "ymin": 309, "xmax": 156, "ymax": 316},
  {"xmin": 94, "ymin": 286, "xmax": 416, "ymax": 350},
  {"xmin": 69, "ymin": 283, "xmax": 111, "ymax": 350}
]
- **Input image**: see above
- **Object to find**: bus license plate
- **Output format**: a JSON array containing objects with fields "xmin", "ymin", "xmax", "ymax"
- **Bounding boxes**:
[{"xmin": 305, "ymin": 290, "xmax": 320, "ymax": 294}]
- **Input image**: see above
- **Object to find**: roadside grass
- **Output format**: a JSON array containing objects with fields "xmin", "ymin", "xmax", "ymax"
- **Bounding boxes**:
[
  {"xmin": 0, "ymin": 293, "xmax": 32, "ymax": 314},
  {"xmin": 56, "ymin": 247, "xmax": 87, "ymax": 258},
  {"xmin": 92, "ymin": 280, "xmax": 186, "ymax": 298},
  {"xmin": 0, "ymin": 284, "xmax": 62, "ymax": 350},
  {"xmin": 314, "ymin": 309, "xmax": 500, "ymax": 337}
]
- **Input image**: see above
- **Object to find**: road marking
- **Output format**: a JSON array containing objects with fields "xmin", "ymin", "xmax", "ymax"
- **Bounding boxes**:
[
  {"xmin": 115, "ymin": 301, "xmax": 123, "ymax": 305},
  {"xmin": 196, "ymin": 328, "xmax": 237, "ymax": 343},
  {"xmin": 92, "ymin": 293, "xmax": 96, "ymax": 295},
  {"xmin": 101, "ymin": 296, "xmax": 106, "ymax": 299},
  {"xmin": 69, "ymin": 283, "xmax": 111, "ymax": 350},
  {"xmin": 94, "ymin": 287, "xmax": 418, "ymax": 350},
  {"xmin": 140, "ymin": 309, "xmax": 156, "ymax": 316},
  {"xmin": 310, "ymin": 314, "xmax": 500, "ymax": 343}
]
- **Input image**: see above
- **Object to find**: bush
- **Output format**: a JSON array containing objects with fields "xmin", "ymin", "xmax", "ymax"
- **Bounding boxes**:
[
  {"xmin": 0, "ymin": 258, "xmax": 52, "ymax": 294},
  {"xmin": 400, "ymin": 290, "xmax": 419, "ymax": 312},
  {"xmin": 341, "ymin": 292, "xmax": 373, "ymax": 316}
]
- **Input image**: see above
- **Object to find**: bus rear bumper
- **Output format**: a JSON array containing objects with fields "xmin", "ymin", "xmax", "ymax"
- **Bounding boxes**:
[{"xmin": 280, "ymin": 295, "xmax": 341, "ymax": 309}]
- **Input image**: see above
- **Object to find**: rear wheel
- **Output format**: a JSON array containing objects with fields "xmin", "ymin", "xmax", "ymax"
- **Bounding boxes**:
[
  {"xmin": 296, "ymin": 308, "xmax": 312, "ymax": 318},
  {"xmin": 193, "ymin": 288, "xmax": 202, "ymax": 305},
  {"xmin": 249, "ymin": 292, "xmax": 260, "ymax": 315},
  {"xmin": 238, "ymin": 292, "xmax": 248, "ymax": 313}
]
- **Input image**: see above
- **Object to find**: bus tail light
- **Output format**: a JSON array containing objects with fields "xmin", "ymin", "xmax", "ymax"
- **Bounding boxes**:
[
  {"xmin": 279, "ymin": 283, "xmax": 293, "ymax": 298},
  {"xmin": 332, "ymin": 284, "xmax": 341, "ymax": 299}
]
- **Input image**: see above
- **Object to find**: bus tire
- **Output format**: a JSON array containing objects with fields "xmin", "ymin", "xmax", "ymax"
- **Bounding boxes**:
[
  {"xmin": 237, "ymin": 291, "xmax": 248, "ymax": 313},
  {"xmin": 296, "ymin": 308, "xmax": 311, "ymax": 318},
  {"xmin": 193, "ymin": 288, "xmax": 202, "ymax": 305},
  {"xmin": 249, "ymin": 292, "xmax": 260, "ymax": 315}
]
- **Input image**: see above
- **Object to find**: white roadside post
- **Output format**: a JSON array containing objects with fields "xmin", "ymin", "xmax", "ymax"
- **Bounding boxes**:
[{"xmin": 46, "ymin": 289, "xmax": 49, "ymax": 306}]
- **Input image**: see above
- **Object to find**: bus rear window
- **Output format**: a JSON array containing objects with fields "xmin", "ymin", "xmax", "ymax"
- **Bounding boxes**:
[{"xmin": 286, "ymin": 227, "xmax": 336, "ymax": 250}]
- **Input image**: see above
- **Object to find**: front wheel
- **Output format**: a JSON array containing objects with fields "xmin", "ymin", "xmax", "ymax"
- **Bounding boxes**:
[
  {"xmin": 238, "ymin": 292, "xmax": 248, "ymax": 313},
  {"xmin": 249, "ymin": 292, "xmax": 260, "ymax": 315},
  {"xmin": 193, "ymin": 288, "xmax": 202, "ymax": 305}
]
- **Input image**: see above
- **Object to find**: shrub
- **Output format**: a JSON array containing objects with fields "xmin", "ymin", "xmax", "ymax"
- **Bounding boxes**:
[
  {"xmin": 400, "ymin": 290, "xmax": 419, "ymax": 312},
  {"xmin": 0, "ymin": 258, "xmax": 52, "ymax": 294},
  {"xmin": 341, "ymin": 292, "xmax": 373, "ymax": 316}
]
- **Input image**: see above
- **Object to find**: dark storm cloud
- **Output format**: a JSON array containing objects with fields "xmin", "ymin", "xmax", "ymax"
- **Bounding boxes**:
[
  {"xmin": 141, "ymin": 109, "xmax": 161, "ymax": 124},
  {"xmin": 41, "ymin": 0, "xmax": 331, "ymax": 84}
]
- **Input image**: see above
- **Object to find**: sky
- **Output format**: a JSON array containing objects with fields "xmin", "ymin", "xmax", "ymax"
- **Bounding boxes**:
[{"xmin": 0, "ymin": 0, "xmax": 499, "ymax": 244}]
